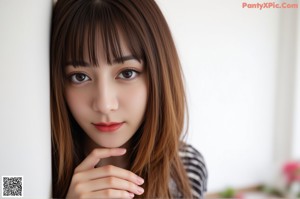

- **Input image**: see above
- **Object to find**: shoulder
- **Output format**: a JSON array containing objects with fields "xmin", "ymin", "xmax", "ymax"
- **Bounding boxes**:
[{"xmin": 179, "ymin": 143, "xmax": 208, "ymax": 198}]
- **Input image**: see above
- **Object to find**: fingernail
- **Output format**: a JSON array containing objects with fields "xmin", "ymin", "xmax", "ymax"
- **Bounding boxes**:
[
  {"xmin": 119, "ymin": 148, "xmax": 127, "ymax": 154},
  {"xmin": 129, "ymin": 193, "xmax": 134, "ymax": 198},
  {"xmin": 137, "ymin": 177, "xmax": 144, "ymax": 185},
  {"xmin": 137, "ymin": 186, "xmax": 144, "ymax": 194}
]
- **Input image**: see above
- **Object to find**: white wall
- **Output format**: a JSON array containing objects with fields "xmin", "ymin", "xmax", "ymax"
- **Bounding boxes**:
[
  {"xmin": 0, "ymin": 0, "xmax": 52, "ymax": 197},
  {"xmin": 273, "ymin": 4, "xmax": 298, "ymax": 168},
  {"xmin": 292, "ymin": 4, "xmax": 300, "ymax": 160},
  {"xmin": 156, "ymin": 0, "xmax": 299, "ymax": 193}
]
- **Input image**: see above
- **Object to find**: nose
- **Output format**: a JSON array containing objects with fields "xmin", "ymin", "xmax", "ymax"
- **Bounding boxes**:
[{"xmin": 92, "ymin": 79, "xmax": 119, "ymax": 114}]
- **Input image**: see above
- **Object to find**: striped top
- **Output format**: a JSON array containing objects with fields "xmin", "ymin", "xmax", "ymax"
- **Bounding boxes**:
[{"xmin": 169, "ymin": 144, "xmax": 208, "ymax": 199}]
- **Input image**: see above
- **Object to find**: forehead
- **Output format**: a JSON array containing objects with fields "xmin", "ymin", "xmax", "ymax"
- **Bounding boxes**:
[
  {"xmin": 66, "ymin": 26, "xmax": 136, "ymax": 67},
  {"xmin": 60, "ymin": 1, "xmax": 148, "ymax": 68},
  {"xmin": 82, "ymin": 29, "xmax": 132, "ymax": 60},
  {"xmin": 55, "ymin": 0, "xmax": 147, "ymax": 67}
]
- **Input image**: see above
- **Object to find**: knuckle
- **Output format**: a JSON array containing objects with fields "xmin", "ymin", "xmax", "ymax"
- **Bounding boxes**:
[
  {"xmin": 74, "ymin": 166, "xmax": 81, "ymax": 174},
  {"xmin": 107, "ymin": 176, "xmax": 116, "ymax": 185},
  {"xmin": 127, "ymin": 172, "xmax": 135, "ymax": 180},
  {"xmin": 77, "ymin": 193, "xmax": 85, "ymax": 199},
  {"xmin": 104, "ymin": 189, "xmax": 113, "ymax": 197},
  {"xmin": 128, "ymin": 182, "xmax": 136, "ymax": 191},
  {"xmin": 73, "ymin": 182, "xmax": 83, "ymax": 194},
  {"xmin": 72, "ymin": 172, "xmax": 81, "ymax": 182},
  {"xmin": 104, "ymin": 165, "xmax": 114, "ymax": 174},
  {"xmin": 91, "ymin": 148, "xmax": 99, "ymax": 157},
  {"xmin": 121, "ymin": 191, "xmax": 129, "ymax": 198},
  {"xmin": 126, "ymin": 171, "xmax": 137, "ymax": 183}
]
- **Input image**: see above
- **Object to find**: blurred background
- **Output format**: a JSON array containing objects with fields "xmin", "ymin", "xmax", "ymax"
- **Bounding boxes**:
[{"xmin": 156, "ymin": 0, "xmax": 300, "ymax": 198}]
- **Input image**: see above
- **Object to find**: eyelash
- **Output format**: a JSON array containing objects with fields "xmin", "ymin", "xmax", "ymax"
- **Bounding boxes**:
[
  {"xmin": 68, "ymin": 73, "xmax": 90, "ymax": 84},
  {"xmin": 117, "ymin": 69, "xmax": 140, "ymax": 80},
  {"xmin": 67, "ymin": 68, "xmax": 141, "ymax": 84}
]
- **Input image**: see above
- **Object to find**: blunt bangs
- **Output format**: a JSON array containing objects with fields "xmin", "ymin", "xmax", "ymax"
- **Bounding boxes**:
[{"xmin": 63, "ymin": 0, "xmax": 144, "ymax": 67}]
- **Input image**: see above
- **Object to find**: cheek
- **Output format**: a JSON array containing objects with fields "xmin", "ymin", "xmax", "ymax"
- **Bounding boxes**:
[
  {"xmin": 121, "ymin": 83, "xmax": 148, "ymax": 114},
  {"xmin": 64, "ymin": 88, "xmax": 89, "ymax": 118}
]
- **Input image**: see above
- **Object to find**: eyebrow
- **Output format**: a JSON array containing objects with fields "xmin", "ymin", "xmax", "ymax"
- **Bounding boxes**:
[
  {"xmin": 114, "ymin": 55, "xmax": 140, "ymax": 63},
  {"xmin": 65, "ymin": 55, "xmax": 140, "ymax": 67}
]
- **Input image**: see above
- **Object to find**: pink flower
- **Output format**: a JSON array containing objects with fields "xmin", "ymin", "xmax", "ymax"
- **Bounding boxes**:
[
  {"xmin": 283, "ymin": 161, "xmax": 300, "ymax": 183},
  {"xmin": 235, "ymin": 193, "xmax": 244, "ymax": 199}
]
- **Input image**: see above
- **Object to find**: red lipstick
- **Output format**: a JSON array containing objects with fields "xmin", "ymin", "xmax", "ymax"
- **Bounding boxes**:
[{"xmin": 93, "ymin": 122, "xmax": 124, "ymax": 132}]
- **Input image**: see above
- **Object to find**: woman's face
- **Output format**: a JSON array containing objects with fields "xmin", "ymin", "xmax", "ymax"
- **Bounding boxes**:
[{"xmin": 64, "ymin": 36, "xmax": 148, "ymax": 148}]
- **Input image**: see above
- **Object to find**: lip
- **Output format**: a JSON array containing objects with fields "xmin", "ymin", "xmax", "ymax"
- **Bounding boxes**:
[{"xmin": 93, "ymin": 122, "xmax": 124, "ymax": 132}]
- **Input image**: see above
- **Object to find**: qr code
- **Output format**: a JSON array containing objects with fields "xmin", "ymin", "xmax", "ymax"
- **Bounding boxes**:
[{"xmin": 2, "ymin": 176, "xmax": 23, "ymax": 197}]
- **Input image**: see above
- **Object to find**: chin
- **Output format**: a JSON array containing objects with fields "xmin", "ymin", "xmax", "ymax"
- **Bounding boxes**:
[{"xmin": 98, "ymin": 141, "xmax": 128, "ymax": 149}]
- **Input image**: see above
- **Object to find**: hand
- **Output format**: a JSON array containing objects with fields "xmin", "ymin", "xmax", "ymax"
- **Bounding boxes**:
[{"xmin": 66, "ymin": 148, "xmax": 144, "ymax": 199}]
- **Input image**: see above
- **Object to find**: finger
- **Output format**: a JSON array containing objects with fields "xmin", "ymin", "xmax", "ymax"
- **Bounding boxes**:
[
  {"xmin": 80, "ymin": 176, "xmax": 144, "ymax": 195},
  {"xmin": 82, "ymin": 189, "xmax": 134, "ymax": 199},
  {"xmin": 74, "ymin": 165, "xmax": 144, "ymax": 185},
  {"xmin": 75, "ymin": 148, "xmax": 126, "ymax": 173}
]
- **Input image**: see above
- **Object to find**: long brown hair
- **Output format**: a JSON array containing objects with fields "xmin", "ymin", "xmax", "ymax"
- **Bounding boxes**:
[{"xmin": 50, "ymin": 0, "xmax": 192, "ymax": 198}]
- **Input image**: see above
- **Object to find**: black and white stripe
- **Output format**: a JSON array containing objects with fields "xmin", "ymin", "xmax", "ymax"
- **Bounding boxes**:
[{"xmin": 169, "ymin": 143, "xmax": 208, "ymax": 199}]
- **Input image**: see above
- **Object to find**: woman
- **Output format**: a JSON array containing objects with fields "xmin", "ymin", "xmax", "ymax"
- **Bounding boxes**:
[{"xmin": 51, "ymin": 0, "xmax": 207, "ymax": 198}]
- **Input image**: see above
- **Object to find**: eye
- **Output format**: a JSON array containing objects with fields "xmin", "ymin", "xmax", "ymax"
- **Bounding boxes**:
[
  {"xmin": 117, "ymin": 69, "xmax": 140, "ymax": 80},
  {"xmin": 69, "ymin": 73, "xmax": 91, "ymax": 84}
]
